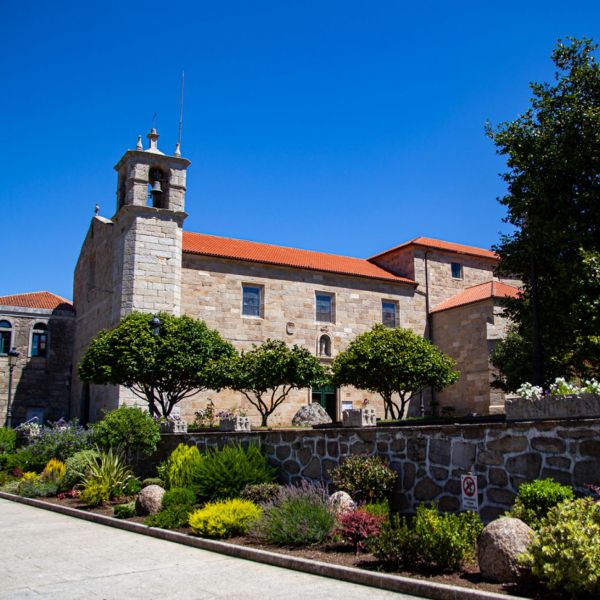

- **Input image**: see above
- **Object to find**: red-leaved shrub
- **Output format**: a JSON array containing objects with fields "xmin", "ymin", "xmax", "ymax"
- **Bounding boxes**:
[{"xmin": 336, "ymin": 508, "xmax": 384, "ymax": 555}]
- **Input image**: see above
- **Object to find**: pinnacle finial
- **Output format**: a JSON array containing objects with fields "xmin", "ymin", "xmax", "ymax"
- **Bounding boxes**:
[
  {"xmin": 95, "ymin": 203, "xmax": 100, "ymax": 216},
  {"xmin": 145, "ymin": 128, "xmax": 164, "ymax": 155},
  {"xmin": 174, "ymin": 141, "xmax": 181, "ymax": 157},
  {"xmin": 136, "ymin": 135, "xmax": 143, "ymax": 151}
]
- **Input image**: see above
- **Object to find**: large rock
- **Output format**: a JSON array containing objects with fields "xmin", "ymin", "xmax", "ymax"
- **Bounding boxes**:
[
  {"xmin": 478, "ymin": 517, "xmax": 534, "ymax": 583},
  {"xmin": 292, "ymin": 403, "xmax": 332, "ymax": 426},
  {"xmin": 135, "ymin": 484, "xmax": 165, "ymax": 516},
  {"xmin": 328, "ymin": 491, "xmax": 356, "ymax": 515}
]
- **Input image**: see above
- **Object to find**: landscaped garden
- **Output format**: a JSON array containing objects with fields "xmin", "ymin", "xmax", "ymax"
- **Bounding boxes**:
[{"xmin": 2, "ymin": 408, "xmax": 600, "ymax": 599}]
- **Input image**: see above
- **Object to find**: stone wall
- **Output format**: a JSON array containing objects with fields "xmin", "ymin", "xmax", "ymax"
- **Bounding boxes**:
[{"xmin": 155, "ymin": 419, "xmax": 600, "ymax": 522}]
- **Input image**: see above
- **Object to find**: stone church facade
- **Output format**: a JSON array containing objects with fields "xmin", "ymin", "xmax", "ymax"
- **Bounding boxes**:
[{"xmin": 0, "ymin": 130, "xmax": 519, "ymax": 426}]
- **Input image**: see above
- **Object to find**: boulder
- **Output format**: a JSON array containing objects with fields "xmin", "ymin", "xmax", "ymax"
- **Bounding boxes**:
[
  {"xmin": 291, "ymin": 403, "xmax": 332, "ymax": 427},
  {"xmin": 328, "ymin": 491, "xmax": 356, "ymax": 515},
  {"xmin": 135, "ymin": 484, "xmax": 165, "ymax": 516},
  {"xmin": 478, "ymin": 517, "xmax": 534, "ymax": 583}
]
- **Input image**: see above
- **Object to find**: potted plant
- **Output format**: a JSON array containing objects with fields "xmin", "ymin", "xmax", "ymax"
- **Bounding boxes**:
[{"xmin": 218, "ymin": 408, "xmax": 251, "ymax": 432}]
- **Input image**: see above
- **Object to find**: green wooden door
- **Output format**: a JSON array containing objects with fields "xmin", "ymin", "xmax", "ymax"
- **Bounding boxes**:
[{"xmin": 311, "ymin": 385, "xmax": 337, "ymax": 421}]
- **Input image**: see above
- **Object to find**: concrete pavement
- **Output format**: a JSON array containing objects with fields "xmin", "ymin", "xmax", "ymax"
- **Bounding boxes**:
[{"xmin": 0, "ymin": 498, "xmax": 419, "ymax": 599}]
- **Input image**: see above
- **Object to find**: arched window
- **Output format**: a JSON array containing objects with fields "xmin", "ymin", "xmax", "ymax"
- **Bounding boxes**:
[
  {"xmin": 31, "ymin": 322, "xmax": 48, "ymax": 357},
  {"xmin": 0, "ymin": 320, "xmax": 12, "ymax": 355},
  {"xmin": 319, "ymin": 334, "xmax": 332, "ymax": 357}
]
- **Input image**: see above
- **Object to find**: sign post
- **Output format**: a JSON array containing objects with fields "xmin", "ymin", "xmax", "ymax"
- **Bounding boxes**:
[{"xmin": 461, "ymin": 473, "xmax": 479, "ymax": 511}]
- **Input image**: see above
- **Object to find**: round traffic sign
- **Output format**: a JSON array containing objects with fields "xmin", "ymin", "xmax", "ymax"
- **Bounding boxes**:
[{"xmin": 462, "ymin": 475, "xmax": 476, "ymax": 497}]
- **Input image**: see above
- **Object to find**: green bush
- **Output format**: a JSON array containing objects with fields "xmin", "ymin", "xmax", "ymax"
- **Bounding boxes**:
[
  {"xmin": 158, "ymin": 444, "xmax": 203, "ymax": 489},
  {"xmin": 142, "ymin": 477, "xmax": 164, "ymax": 488},
  {"xmin": 6, "ymin": 447, "xmax": 47, "ymax": 473},
  {"xmin": 520, "ymin": 498, "xmax": 600, "ymax": 596},
  {"xmin": 331, "ymin": 454, "xmax": 397, "ymax": 503},
  {"xmin": 79, "ymin": 448, "xmax": 133, "ymax": 504},
  {"xmin": 81, "ymin": 480, "xmax": 111, "ymax": 507},
  {"xmin": 252, "ymin": 482, "xmax": 335, "ymax": 546},
  {"xmin": 193, "ymin": 443, "xmax": 277, "ymax": 502},
  {"xmin": 363, "ymin": 500, "xmax": 390, "ymax": 523},
  {"xmin": 28, "ymin": 420, "xmax": 91, "ymax": 463},
  {"xmin": 162, "ymin": 486, "xmax": 196, "ymax": 510},
  {"xmin": 122, "ymin": 477, "xmax": 142, "ymax": 496},
  {"xmin": 370, "ymin": 505, "xmax": 483, "ymax": 572},
  {"xmin": 18, "ymin": 478, "xmax": 59, "ymax": 498},
  {"xmin": 91, "ymin": 407, "xmax": 161, "ymax": 458},
  {"xmin": 0, "ymin": 427, "xmax": 17, "ymax": 453},
  {"xmin": 63, "ymin": 449, "xmax": 100, "ymax": 489},
  {"xmin": 145, "ymin": 504, "xmax": 193, "ymax": 529},
  {"xmin": 114, "ymin": 502, "xmax": 136, "ymax": 519},
  {"xmin": 240, "ymin": 483, "xmax": 282, "ymax": 506},
  {"xmin": 189, "ymin": 499, "xmax": 262, "ymax": 539},
  {"xmin": 510, "ymin": 478, "xmax": 575, "ymax": 529}
]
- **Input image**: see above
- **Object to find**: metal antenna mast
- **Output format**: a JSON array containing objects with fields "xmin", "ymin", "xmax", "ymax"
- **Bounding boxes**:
[{"xmin": 175, "ymin": 71, "xmax": 185, "ymax": 156}]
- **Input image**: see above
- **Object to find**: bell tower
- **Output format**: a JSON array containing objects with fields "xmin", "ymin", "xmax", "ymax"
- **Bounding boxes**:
[{"xmin": 111, "ymin": 129, "xmax": 190, "ymax": 318}]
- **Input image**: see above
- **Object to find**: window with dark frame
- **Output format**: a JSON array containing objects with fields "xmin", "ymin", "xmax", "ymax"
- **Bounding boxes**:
[
  {"xmin": 0, "ymin": 320, "xmax": 12, "ymax": 355},
  {"xmin": 315, "ymin": 293, "xmax": 334, "ymax": 323},
  {"xmin": 242, "ymin": 285, "xmax": 262, "ymax": 317},
  {"xmin": 382, "ymin": 301, "xmax": 397, "ymax": 328},
  {"xmin": 31, "ymin": 323, "xmax": 48, "ymax": 357},
  {"xmin": 451, "ymin": 262, "xmax": 463, "ymax": 279}
]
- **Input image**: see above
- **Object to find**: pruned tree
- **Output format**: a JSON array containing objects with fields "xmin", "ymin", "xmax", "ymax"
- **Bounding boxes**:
[
  {"xmin": 78, "ymin": 312, "xmax": 236, "ymax": 417},
  {"xmin": 231, "ymin": 339, "xmax": 325, "ymax": 426},
  {"xmin": 331, "ymin": 325, "xmax": 458, "ymax": 420}
]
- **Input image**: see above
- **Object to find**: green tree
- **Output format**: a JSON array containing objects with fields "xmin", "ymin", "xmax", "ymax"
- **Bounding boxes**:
[
  {"xmin": 79, "ymin": 312, "xmax": 236, "ymax": 417},
  {"xmin": 331, "ymin": 325, "xmax": 458, "ymax": 420},
  {"xmin": 488, "ymin": 38, "xmax": 600, "ymax": 387},
  {"xmin": 231, "ymin": 339, "xmax": 325, "ymax": 426}
]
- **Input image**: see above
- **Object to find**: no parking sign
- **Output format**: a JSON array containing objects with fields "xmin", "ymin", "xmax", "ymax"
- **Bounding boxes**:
[{"xmin": 461, "ymin": 474, "xmax": 479, "ymax": 511}]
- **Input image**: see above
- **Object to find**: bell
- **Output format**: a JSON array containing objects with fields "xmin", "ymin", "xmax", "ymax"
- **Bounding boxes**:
[{"xmin": 151, "ymin": 179, "xmax": 163, "ymax": 194}]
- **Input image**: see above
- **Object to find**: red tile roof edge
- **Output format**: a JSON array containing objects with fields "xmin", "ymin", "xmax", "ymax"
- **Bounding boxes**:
[
  {"xmin": 430, "ymin": 281, "xmax": 520, "ymax": 314},
  {"xmin": 369, "ymin": 236, "xmax": 499, "ymax": 262},
  {"xmin": 0, "ymin": 291, "xmax": 75, "ymax": 312},
  {"xmin": 183, "ymin": 231, "xmax": 417, "ymax": 285}
]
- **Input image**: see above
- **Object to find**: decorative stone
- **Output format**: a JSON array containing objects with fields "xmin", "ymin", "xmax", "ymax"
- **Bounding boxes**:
[
  {"xmin": 291, "ymin": 403, "xmax": 332, "ymax": 427},
  {"xmin": 506, "ymin": 393, "xmax": 600, "ymax": 421},
  {"xmin": 219, "ymin": 416, "xmax": 251, "ymax": 432},
  {"xmin": 478, "ymin": 518, "xmax": 534, "ymax": 583},
  {"xmin": 159, "ymin": 419, "xmax": 187, "ymax": 433},
  {"xmin": 136, "ymin": 484, "xmax": 165, "ymax": 516},
  {"xmin": 328, "ymin": 491, "xmax": 356, "ymax": 515},
  {"xmin": 342, "ymin": 407, "xmax": 377, "ymax": 427}
]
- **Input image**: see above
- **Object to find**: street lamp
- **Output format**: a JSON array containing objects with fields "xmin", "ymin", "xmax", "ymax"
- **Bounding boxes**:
[
  {"xmin": 150, "ymin": 315, "xmax": 162, "ymax": 337},
  {"xmin": 6, "ymin": 347, "xmax": 20, "ymax": 428}
]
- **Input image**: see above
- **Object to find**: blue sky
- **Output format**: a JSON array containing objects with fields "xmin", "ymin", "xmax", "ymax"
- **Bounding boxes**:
[{"xmin": 2, "ymin": 1, "xmax": 600, "ymax": 300}]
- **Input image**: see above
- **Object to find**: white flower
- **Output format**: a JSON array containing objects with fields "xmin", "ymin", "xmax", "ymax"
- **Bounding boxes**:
[{"xmin": 517, "ymin": 382, "xmax": 544, "ymax": 401}]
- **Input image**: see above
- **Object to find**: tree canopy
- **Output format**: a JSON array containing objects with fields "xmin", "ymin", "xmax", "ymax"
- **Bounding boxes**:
[
  {"xmin": 231, "ymin": 339, "xmax": 325, "ymax": 426},
  {"xmin": 331, "ymin": 325, "xmax": 458, "ymax": 420},
  {"xmin": 488, "ymin": 37, "xmax": 600, "ymax": 388},
  {"xmin": 78, "ymin": 312, "xmax": 236, "ymax": 417}
]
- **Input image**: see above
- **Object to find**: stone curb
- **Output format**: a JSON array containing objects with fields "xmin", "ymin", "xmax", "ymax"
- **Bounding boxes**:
[{"xmin": 0, "ymin": 492, "xmax": 529, "ymax": 600}]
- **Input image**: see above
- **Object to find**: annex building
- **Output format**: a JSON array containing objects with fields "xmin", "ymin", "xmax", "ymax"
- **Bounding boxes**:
[{"xmin": 1, "ymin": 130, "xmax": 519, "ymax": 426}]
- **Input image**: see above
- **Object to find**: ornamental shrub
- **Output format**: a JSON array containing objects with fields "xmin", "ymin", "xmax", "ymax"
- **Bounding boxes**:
[
  {"xmin": 6, "ymin": 448, "xmax": 47, "ymax": 473},
  {"xmin": 189, "ymin": 499, "xmax": 262, "ymax": 539},
  {"xmin": 17, "ymin": 477, "xmax": 59, "ymax": 498},
  {"xmin": 335, "ymin": 508, "xmax": 385, "ymax": 555},
  {"xmin": 240, "ymin": 483, "xmax": 282, "ymax": 506},
  {"xmin": 63, "ymin": 449, "xmax": 100, "ymax": 489},
  {"xmin": 510, "ymin": 478, "xmax": 575, "ymax": 529},
  {"xmin": 330, "ymin": 454, "xmax": 397, "ymax": 503},
  {"xmin": 159, "ymin": 444, "xmax": 203, "ymax": 490},
  {"xmin": 80, "ymin": 479, "xmax": 111, "ymax": 507},
  {"xmin": 121, "ymin": 476, "xmax": 142, "ymax": 497},
  {"xmin": 91, "ymin": 407, "xmax": 161, "ymax": 459},
  {"xmin": 252, "ymin": 482, "xmax": 335, "ymax": 546},
  {"xmin": 362, "ymin": 500, "xmax": 390, "ymax": 523},
  {"xmin": 162, "ymin": 486, "xmax": 196, "ymax": 510},
  {"xmin": 193, "ymin": 443, "xmax": 277, "ymax": 502},
  {"xmin": 142, "ymin": 477, "xmax": 164, "ymax": 488},
  {"xmin": 40, "ymin": 458, "xmax": 66, "ymax": 487},
  {"xmin": 28, "ymin": 419, "xmax": 91, "ymax": 463},
  {"xmin": 0, "ymin": 427, "xmax": 17, "ymax": 453},
  {"xmin": 114, "ymin": 502, "xmax": 136, "ymax": 519},
  {"xmin": 370, "ymin": 505, "xmax": 483, "ymax": 572},
  {"xmin": 79, "ymin": 448, "xmax": 133, "ymax": 503},
  {"xmin": 145, "ymin": 504, "xmax": 192, "ymax": 529},
  {"xmin": 520, "ymin": 498, "xmax": 600, "ymax": 596}
]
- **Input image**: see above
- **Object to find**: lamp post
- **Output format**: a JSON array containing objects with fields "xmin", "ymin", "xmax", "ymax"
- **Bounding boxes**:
[{"xmin": 6, "ymin": 347, "xmax": 20, "ymax": 428}]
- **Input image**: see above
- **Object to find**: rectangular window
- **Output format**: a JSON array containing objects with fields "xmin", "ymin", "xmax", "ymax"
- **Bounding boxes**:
[
  {"xmin": 242, "ymin": 285, "xmax": 262, "ymax": 317},
  {"xmin": 451, "ymin": 262, "xmax": 463, "ymax": 279},
  {"xmin": 382, "ymin": 301, "xmax": 397, "ymax": 328},
  {"xmin": 0, "ymin": 331, "xmax": 11, "ymax": 355},
  {"xmin": 316, "ymin": 293, "xmax": 334, "ymax": 323}
]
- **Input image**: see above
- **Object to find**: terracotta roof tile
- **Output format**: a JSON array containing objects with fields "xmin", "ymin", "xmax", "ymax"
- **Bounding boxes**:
[
  {"xmin": 431, "ymin": 281, "xmax": 520, "ymax": 313},
  {"xmin": 370, "ymin": 236, "xmax": 499, "ymax": 261},
  {"xmin": 0, "ymin": 291, "xmax": 74, "ymax": 312},
  {"xmin": 183, "ymin": 232, "xmax": 416, "ymax": 285}
]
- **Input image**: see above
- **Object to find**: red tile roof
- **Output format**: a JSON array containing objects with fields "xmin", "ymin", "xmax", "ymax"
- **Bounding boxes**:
[
  {"xmin": 0, "ymin": 291, "xmax": 74, "ymax": 312},
  {"xmin": 183, "ymin": 232, "xmax": 416, "ymax": 285},
  {"xmin": 370, "ymin": 236, "xmax": 499, "ymax": 261},
  {"xmin": 431, "ymin": 281, "xmax": 520, "ymax": 313}
]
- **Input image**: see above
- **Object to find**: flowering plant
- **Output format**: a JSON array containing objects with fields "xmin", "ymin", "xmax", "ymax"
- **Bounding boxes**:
[
  {"xmin": 193, "ymin": 400, "xmax": 217, "ymax": 428},
  {"xmin": 516, "ymin": 382, "xmax": 544, "ymax": 401},
  {"xmin": 517, "ymin": 377, "xmax": 600, "ymax": 400},
  {"xmin": 218, "ymin": 407, "xmax": 247, "ymax": 419},
  {"xmin": 549, "ymin": 377, "xmax": 580, "ymax": 396}
]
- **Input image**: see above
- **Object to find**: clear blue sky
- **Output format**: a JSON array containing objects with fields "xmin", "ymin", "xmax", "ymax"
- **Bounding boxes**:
[{"xmin": 2, "ymin": 1, "xmax": 600, "ymax": 300}]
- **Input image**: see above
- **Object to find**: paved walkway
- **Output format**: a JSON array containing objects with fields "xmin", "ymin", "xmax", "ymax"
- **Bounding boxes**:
[{"xmin": 0, "ymin": 499, "xmax": 418, "ymax": 599}]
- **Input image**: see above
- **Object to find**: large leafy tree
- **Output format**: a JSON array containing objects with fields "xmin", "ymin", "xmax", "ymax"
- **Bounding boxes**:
[
  {"xmin": 79, "ymin": 312, "xmax": 236, "ymax": 417},
  {"xmin": 331, "ymin": 325, "xmax": 458, "ymax": 420},
  {"xmin": 231, "ymin": 339, "xmax": 325, "ymax": 426},
  {"xmin": 488, "ymin": 38, "xmax": 600, "ymax": 388}
]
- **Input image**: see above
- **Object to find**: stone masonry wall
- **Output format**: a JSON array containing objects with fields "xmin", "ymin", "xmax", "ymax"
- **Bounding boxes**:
[{"xmin": 155, "ymin": 419, "xmax": 600, "ymax": 522}]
